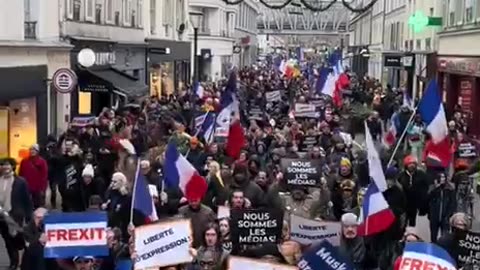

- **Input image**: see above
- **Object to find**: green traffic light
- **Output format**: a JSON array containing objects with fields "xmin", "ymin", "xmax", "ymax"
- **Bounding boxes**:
[{"xmin": 408, "ymin": 10, "xmax": 429, "ymax": 33}]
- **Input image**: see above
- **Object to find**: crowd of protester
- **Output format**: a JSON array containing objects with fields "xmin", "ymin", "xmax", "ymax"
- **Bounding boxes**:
[{"xmin": 0, "ymin": 61, "xmax": 479, "ymax": 270}]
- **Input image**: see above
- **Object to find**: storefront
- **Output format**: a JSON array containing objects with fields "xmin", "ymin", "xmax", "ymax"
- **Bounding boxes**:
[
  {"xmin": 146, "ymin": 39, "xmax": 191, "ymax": 97},
  {"xmin": 437, "ymin": 56, "xmax": 480, "ymax": 137},
  {"xmin": 382, "ymin": 53, "xmax": 406, "ymax": 88},
  {"xmin": 70, "ymin": 37, "xmax": 148, "ymax": 116},
  {"xmin": 348, "ymin": 46, "xmax": 369, "ymax": 78},
  {"xmin": 0, "ymin": 65, "xmax": 48, "ymax": 161}
]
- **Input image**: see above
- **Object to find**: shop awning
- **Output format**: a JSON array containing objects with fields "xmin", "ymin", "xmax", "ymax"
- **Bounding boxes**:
[{"xmin": 86, "ymin": 68, "xmax": 148, "ymax": 98}]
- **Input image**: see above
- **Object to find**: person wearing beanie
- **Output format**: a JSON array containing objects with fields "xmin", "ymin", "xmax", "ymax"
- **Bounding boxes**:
[
  {"xmin": 19, "ymin": 144, "xmax": 48, "ymax": 209},
  {"xmin": 397, "ymin": 155, "xmax": 429, "ymax": 227},
  {"xmin": 78, "ymin": 164, "xmax": 105, "ymax": 212}
]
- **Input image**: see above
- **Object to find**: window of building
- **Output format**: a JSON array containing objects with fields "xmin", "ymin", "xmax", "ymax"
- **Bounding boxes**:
[
  {"xmin": 425, "ymin": 38, "xmax": 431, "ymax": 51},
  {"xmin": 150, "ymin": 0, "xmax": 156, "ymax": 33},
  {"xmin": 137, "ymin": 0, "xmax": 143, "ymax": 27},
  {"xmin": 65, "ymin": 0, "xmax": 74, "ymax": 19},
  {"xmin": 176, "ymin": 0, "xmax": 185, "ymax": 28},
  {"xmin": 85, "ymin": 0, "xmax": 94, "ymax": 22},
  {"xmin": 416, "ymin": 39, "xmax": 421, "ymax": 50},
  {"xmin": 466, "ymin": 0, "xmax": 473, "ymax": 22},
  {"xmin": 131, "ymin": 10, "xmax": 136, "ymax": 27},
  {"xmin": 95, "ymin": 3, "xmax": 102, "ymax": 24},
  {"xmin": 123, "ymin": 0, "xmax": 131, "ymax": 26},
  {"xmin": 448, "ymin": 0, "xmax": 455, "ymax": 26},
  {"xmin": 73, "ymin": 0, "xmax": 81, "ymax": 21},
  {"xmin": 115, "ymin": 11, "xmax": 120, "ymax": 25},
  {"xmin": 455, "ymin": 0, "xmax": 464, "ymax": 24},
  {"xmin": 105, "ymin": 0, "xmax": 113, "ymax": 23}
]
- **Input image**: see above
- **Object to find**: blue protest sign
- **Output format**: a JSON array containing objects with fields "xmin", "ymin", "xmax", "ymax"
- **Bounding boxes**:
[
  {"xmin": 115, "ymin": 259, "xmax": 133, "ymax": 270},
  {"xmin": 44, "ymin": 212, "xmax": 109, "ymax": 258},
  {"xmin": 298, "ymin": 240, "xmax": 354, "ymax": 270}
]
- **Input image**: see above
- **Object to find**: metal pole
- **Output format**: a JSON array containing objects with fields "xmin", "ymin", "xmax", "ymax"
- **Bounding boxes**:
[
  {"xmin": 193, "ymin": 27, "xmax": 199, "ymax": 83},
  {"xmin": 386, "ymin": 107, "xmax": 418, "ymax": 167}
]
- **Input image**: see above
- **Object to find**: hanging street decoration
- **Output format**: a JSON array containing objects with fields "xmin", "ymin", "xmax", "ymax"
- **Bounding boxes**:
[{"xmin": 221, "ymin": 0, "xmax": 378, "ymax": 13}]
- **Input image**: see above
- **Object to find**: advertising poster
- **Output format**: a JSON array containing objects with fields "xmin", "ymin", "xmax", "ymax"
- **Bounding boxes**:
[{"xmin": 9, "ymin": 97, "xmax": 37, "ymax": 163}]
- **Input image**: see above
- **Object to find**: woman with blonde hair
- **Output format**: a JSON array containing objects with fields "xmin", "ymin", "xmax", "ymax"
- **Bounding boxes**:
[{"xmin": 203, "ymin": 161, "xmax": 228, "ymax": 212}]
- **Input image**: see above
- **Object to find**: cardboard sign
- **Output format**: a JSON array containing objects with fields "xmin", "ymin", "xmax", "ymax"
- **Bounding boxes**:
[
  {"xmin": 298, "ymin": 240, "xmax": 354, "ymax": 270},
  {"xmin": 44, "ymin": 212, "xmax": 108, "ymax": 258},
  {"xmin": 457, "ymin": 230, "xmax": 480, "ymax": 266},
  {"xmin": 218, "ymin": 206, "xmax": 231, "ymax": 219},
  {"xmin": 290, "ymin": 215, "xmax": 341, "ymax": 246},
  {"xmin": 229, "ymin": 256, "xmax": 298, "ymax": 270},
  {"xmin": 249, "ymin": 105, "xmax": 264, "ymax": 121},
  {"xmin": 230, "ymin": 209, "xmax": 283, "ymax": 246},
  {"xmin": 134, "ymin": 219, "xmax": 193, "ymax": 270},
  {"xmin": 400, "ymin": 242, "xmax": 456, "ymax": 270},
  {"xmin": 457, "ymin": 142, "xmax": 477, "ymax": 158},
  {"xmin": 266, "ymin": 90, "xmax": 282, "ymax": 102},
  {"xmin": 299, "ymin": 135, "xmax": 319, "ymax": 152},
  {"xmin": 281, "ymin": 159, "xmax": 321, "ymax": 187},
  {"xmin": 294, "ymin": 103, "xmax": 318, "ymax": 118}
]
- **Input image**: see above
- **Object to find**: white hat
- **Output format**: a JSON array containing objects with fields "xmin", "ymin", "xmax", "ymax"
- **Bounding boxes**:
[
  {"xmin": 82, "ymin": 164, "xmax": 95, "ymax": 178},
  {"xmin": 341, "ymin": 213, "xmax": 358, "ymax": 226},
  {"xmin": 148, "ymin": 185, "xmax": 159, "ymax": 198}
]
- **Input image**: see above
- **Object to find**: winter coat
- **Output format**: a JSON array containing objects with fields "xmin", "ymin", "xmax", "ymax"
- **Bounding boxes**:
[
  {"xmin": 229, "ymin": 180, "xmax": 264, "ymax": 208},
  {"xmin": 428, "ymin": 184, "xmax": 456, "ymax": 225},
  {"xmin": 9, "ymin": 176, "xmax": 34, "ymax": 225},
  {"xmin": 178, "ymin": 205, "xmax": 216, "ymax": 248},
  {"xmin": 203, "ymin": 174, "xmax": 229, "ymax": 212},
  {"xmin": 398, "ymin": 169, "xmax": 430, "ymax": 214},
  {"xmin": 19, "ymin": 155, "xmax": 48, "ymax": 193}
]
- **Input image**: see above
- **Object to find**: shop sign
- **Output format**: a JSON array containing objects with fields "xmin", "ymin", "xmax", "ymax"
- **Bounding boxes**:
[
  {"xmin": 80, "ymin": 83, "xmax": 109, "ymax": 93},
  {"xmin": 52, "ymin": 68, "xmax": 78, "ymax": 94},
  {"xmin": 95, "ymin": 52, "xmax": 116, "ymax": 66},
  {"xmin": 438, "ymin": 57, "xmax": 480, "ymax": 77},
  {"xmin": 384, "ymin": 55, "xmax": 402, "ymax": 68},
  {"xmin": 459, "ymin": 78, "xmax": 473, "ymax": 116},
  {"xmin": 233, "ymin": 46, "xmax": 241, "ymax": 54}
]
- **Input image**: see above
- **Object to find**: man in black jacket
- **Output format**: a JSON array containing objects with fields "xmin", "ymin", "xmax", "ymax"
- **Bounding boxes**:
[{"xmin": 0, "ymin": 158, "xmax": 33, "ymax": 269}]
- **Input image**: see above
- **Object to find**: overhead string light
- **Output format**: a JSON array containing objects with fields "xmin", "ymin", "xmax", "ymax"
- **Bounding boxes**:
[{"xmin": 221, "ymin": 0, "xmax": 378, "ymax": 13}]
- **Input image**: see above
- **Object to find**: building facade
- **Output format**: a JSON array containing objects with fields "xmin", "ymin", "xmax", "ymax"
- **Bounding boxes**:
[
  {"xmin": 233, "ymin": 0, "xmax": 258, "ymax": 68},
  {"xmin": 437, "ymin": 0, "xmax": 480, "ymax": 137},
  {"xmin": 368, "ymin": 0, "xmax": 385, "ymax": 81},
  {"xmin": 348, "ymin": 0, "xmax": 373, "ymax": 77},
  {"xmin": 61, "ymin": 0, "xmax": 148, "ymax": 116},
  {"xmin": 404, "ymin": 0, "xmax": 442, "ymax": 100},
  {"xmin": 0, "ymin": 0, "xmax": 71, "ymax": 161},
  {"xmin": 145, "ymin": 0, "xmax": 191, "ymax": 96},
  {"xmin": 189, "ymin": 0, "xmax": 237, "ymax": 81}
]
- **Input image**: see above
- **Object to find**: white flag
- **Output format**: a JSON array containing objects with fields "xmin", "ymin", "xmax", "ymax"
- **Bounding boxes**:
[{"xmin": 365, "ymin": 122, "xmax": 388, "ymax": 192}]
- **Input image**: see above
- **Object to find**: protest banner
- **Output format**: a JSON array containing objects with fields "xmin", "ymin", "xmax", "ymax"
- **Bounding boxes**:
[
  {"xmin": 134, "ymin": 219, "xmax": 193, "ymax": 270},
  {"xmin": 457, "ymin": 230, "xmax": 480, "ymax": 265},
  {"xmin": 399, "ymin": 242, "xmax": 456, "ymax": 270},
  {"xmin": 249, "ymin": 105, "xmax": 265, "ymax": 121},
  {"xmin": 218, "ymin": 206, "xmax": 230, "ymax": 219},
  {"xmin": 299, "ymin": 135, "xmax": 319, "ymax": 152},
  {"xmin": 266, "ymin": 90, "xmax": 282, "ymax": 103},
  {"xmin": 229, "ymin": 256, "xmax": 298, "ymax": 270},
  {"xmin": 290, "ymin": 215, "xmax": 341, "ymax": 246},
  {"xmin": 294, "ymin": 103, "xmax": 318, "ymax": 118},
  {"xmin": 230, "ymin": 209, "xmax": 283, "ymax": 246},
  {"xmin": 44, "ymin": 212, "xmax": 108, "ymax": 258},
  {"xmin": 298, "ymin": 240, "xmax": 354, "ymax": 270},
  {"xmin": 281, "ymin": 159, "xmax": 321, "ymax": 187}
]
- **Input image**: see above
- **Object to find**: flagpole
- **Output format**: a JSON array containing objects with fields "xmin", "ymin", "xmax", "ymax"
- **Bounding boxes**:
[
  {"xmin": 129, "ymin": 161, "xmax": 141, "ymax": 225},
  {"xmin": 386, "ymin": 107, "xmax": 418, "ymax": 168},
  {"xmin": 185, "ymin": 110, "xmax": 210, "ymax": 158}
]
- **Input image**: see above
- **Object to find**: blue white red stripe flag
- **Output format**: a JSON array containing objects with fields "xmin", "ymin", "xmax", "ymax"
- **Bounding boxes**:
[
  {"xmin": 419, "ymin": 80, "xmax": 451, "ymax": 168},
  {"xmin": 44, "ymin": 212, "xmax": 109, "ymax": 258},
  {"xmin": 357, "ymin": 181, "xmax": 395, "ymax": 236},
  {"xmin": 163, "ymin": 142, "xmax": 207, "ymax": 201},
  {"xmin": 365, "ymin": 122, "xmax": 388, "ymax": 192},
  {"xmin": 194, "ymin": 81, "xmax": 204, "ymax": 99},
  {"xmin": 399, "ymin": 242, "xmax": 456, "ymax": 270},
  {"xmin": 133, "ymin": 163, "xmax": 158, "ymax": 224}
]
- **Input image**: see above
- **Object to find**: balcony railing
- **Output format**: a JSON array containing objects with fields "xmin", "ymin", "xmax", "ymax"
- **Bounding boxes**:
[{"xmin": 24, "ymin": 21, "xmax": 37, "ymax": 39}]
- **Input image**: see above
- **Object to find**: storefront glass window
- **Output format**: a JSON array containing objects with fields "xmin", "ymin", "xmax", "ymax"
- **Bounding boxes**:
[{"xmin": 150, "ymin": 62, "xmax": 174, "ymax": 96}]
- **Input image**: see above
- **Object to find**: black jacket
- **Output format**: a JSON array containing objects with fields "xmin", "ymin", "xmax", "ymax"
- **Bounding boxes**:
[
  {"xmin": 11, "ymin": 176, "xmax": 33, "ymax": 224},
  {"xmin": 428, "ymin": 185, "xmax": 456, "ymax": 224}
]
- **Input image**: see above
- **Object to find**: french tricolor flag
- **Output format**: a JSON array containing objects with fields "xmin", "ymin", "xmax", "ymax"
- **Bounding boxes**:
[
  {"xmin": 358, "ymin": 125, "xmax": 395, "ymax": 236},
  {"xmin": 357, "ymin": 181, "xmax": 395, "ymax": 236},
  {"xmin": 132, "ymin": 163, "xmax": 158, "ymax": 224},
  {"xmin": 163, "ymin": 142, "xmax": 207, "ymax": 201},
  {"xmin": 397, "ymin": 242, "xmax": 456, "ymax": 270},
  {"xmin": 322, "ymin": 51, "xmax": 349, "ymax": 107},
  {"xmin": 419, "ymin": 80, "xmax": 451, "ymax": 168},
  {"xmin": 384, "ymin": 112, "xmax": 400, "ymax": 147}
]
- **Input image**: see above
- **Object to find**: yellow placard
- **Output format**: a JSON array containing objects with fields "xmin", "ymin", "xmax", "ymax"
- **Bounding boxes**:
[
  {"xmin": 78, "ymin": 91, "xmax": 92, "ymax": 114},
  {"xmin": 0, "ymin": 109, "xmax": 8, "ymax": 158}
]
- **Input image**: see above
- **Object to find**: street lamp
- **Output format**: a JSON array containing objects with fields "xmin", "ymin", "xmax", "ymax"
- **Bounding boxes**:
[{"xmin": 189, "ymin": 11, "xmax": 203, "ymax": 83}]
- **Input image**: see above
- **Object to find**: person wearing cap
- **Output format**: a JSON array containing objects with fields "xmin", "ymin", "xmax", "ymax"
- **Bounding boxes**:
[
  {"xmin": 339, "ymin": 213, "xmax": 369, "ymax": 269},
  {"xmin": 19, "ymin": 144, "xmax": 48, "ymax": 209},
  {"xmin": 0, "ymin": 157, "xmax": 33, "ymax": 269},
  {"xmin": 398, "ymin": 155, "xmax": 429, "ymax": 227}
]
